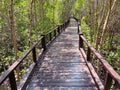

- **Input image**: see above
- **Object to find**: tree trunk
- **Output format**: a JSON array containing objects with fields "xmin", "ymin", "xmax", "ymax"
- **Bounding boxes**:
[
  {"xmin": 34, "ymin": 0, "xmax": 38, "ymax": 40},
  {"xmin": 100, "ymin": 0, "xmax": 117, "ymax": 50},
  {"xmin": 89, "ymin": 0, "xmax": 93, "ymax": 43},
  {"xmin": 40, "ymin": 0, "xmax": 44, "ymax": 34},
  {"xmin": 95, "ymin": 0, "xmax": 107, "ymax": 50},
  {"xmin": 53, "ymin": 0, "xmax": 55, "ymax": 27},
  {"xmin": 29, "ymin": 0, "xmax": 33, "ymax": 46},
  {"xmin": 10, "ymin": 0, "xmax": 20, "ymax": 80}
]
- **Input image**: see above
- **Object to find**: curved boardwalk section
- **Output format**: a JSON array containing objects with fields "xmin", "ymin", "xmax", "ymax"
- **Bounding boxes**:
[{"xmin": 27, "ymin": 19, "xmax": 98, "ymax": 90}]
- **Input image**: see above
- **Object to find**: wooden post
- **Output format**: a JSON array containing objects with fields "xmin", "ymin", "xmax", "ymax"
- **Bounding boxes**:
[
  {"xmin": 57, "ymin": 26, "xmax": 60, "ymax": 34},
  {"xmin": 61, "ymin": 24, "xmax": 63, "ymax": 31},
  {"xmin": 41, "ymin": 35, "xmax": 46, "ymax": 51},
  {"xmin": 32, "ymin": 47, "xmax": 37, "ymax": 63},
  {"xmin": 87, "ymin": 47, "xmax": 91, "ymax": 61},
  {"xmin": 9, "ymin": 71, "xmax": 17, "ymax": 90},
  {"xmin": 64, "ymin": 23, "xmax": 65, "ymax": 30},
  {"xmin": 105, "ymin": 72, "xmax": 113, "ymax": 90},
  {"xmin": 63, "ymin": 24, "xmax": 65, "ymax": 31},
  {"xmin": 78, "ymin": 22, "xmax": 80, "ymax": 34},
  {"xmin": 60, "ymin": 25, "xmax": 62, "ymax": 32},
  {"xmin": 79, "ymin": 34, "xmax": 83, "ymax": 48},
  {"xmin": 65, "ymin": 22, "xmax": 67, "ymax": 28},
  {"xmin": 114, "ymin": 82, "xmax": 120, "ymax": 89},
  {"xmin": 54, "ymin": 29, "xmax": 56, "ymax": 37},
  {"xmin": 50, "ymin": 32, "xmax": 52, "ymax": 41}
]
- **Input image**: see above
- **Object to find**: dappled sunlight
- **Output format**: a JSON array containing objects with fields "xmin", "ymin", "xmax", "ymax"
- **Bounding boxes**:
[{"xmin": 26, "ymin": 19, "xmax": 98, "ymax": 90}]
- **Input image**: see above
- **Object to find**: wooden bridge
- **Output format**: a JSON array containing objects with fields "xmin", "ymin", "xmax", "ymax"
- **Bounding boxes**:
[{"xmin": 0, "ymin": 18, "xmax": 120, "ymax": 90}]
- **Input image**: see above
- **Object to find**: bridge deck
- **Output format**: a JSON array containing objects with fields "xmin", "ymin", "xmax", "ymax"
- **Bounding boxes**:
[{"xmin": 27, "ymin": 19, "xmax": 98, "ymax": 90}]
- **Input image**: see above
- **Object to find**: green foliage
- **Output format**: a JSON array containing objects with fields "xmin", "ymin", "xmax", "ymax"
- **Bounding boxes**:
[
  {"xmin": 73, "ymin": 0, "xmax": 120, "ymax": 74},
  {"xmin": 74, "ymin": 0, "xmax": 86, "ymax": 10},
  {"xmin": 81, "ymin": 16, "xmax": 90, "ymax": 41},
  {"xmin": 0, "ymin": 0, "xmax": 73, "ymax": 76},
  {"xmin": 0, "ymin": 0, "xmax": 119, "ymax": 79}
]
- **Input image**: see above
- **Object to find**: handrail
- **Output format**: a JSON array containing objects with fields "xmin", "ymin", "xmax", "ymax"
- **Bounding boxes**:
[
  {"xmin": 0, "ymin": 19, "xmax": 70, "ymax": 90},
  {"xmin": 80, "ymin": 35, "xmax": 120, "ymax": 84},
  {"xmin": 79, "ymin": 33, "xmax": 120, "ymax": 90},
  {"xmin": 45, "ymin": 26, "xmax": 59, "ymax": 35},
  {"xmin": 0, "ymin": 37, "xmax": 43, "ymax": 85},
  {"xmin": 74, "ymin": 15, "xmax": 120, "ymax": 89}
]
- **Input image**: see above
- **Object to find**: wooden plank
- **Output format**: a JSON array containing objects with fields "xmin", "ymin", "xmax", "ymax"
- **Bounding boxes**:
[
  {"xmin": 30, "ymin": 79, "xmax": 95, "ymax": 84},
  {"xmin": 40, "ymin": 63, "xmax": 86, "ymax": 68},
  {"xmin": 31, "ymin": 72, "xmax": 93, "ymax": 79},
  {"xmin": 29, "ymin": 82, "xmax": 96, "ymax": 87},
  {"xmin": 27, "ymin": 86, "xmax": 97, "ymax": 90}
]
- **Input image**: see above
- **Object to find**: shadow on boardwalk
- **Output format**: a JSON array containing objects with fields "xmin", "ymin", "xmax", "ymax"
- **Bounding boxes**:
[{"xmin": 27, "ymin": 19, "xmax": 98, "ymax": 90}]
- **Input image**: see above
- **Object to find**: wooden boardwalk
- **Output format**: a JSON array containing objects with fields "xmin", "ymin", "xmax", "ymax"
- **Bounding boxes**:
[{"xmin": 27, "ymin": 19, "xmax": 98, "ymax": 90}]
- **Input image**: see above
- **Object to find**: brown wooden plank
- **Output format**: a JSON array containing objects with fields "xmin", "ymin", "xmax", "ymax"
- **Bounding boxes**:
[
  {"xmin": 29, "ymin": 82, "xmax": 96, "ymax": 87},
  {"xmin": 27, "ymin": 86, "xmax": 97, "ymax": 90}
]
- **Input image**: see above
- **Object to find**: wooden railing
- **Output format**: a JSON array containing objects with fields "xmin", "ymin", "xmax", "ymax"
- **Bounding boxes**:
[
  {"xmin": 78, "ymin": 23, "xmax": 120, "ymax": 90},
  {"xmin": 0, "ymin": 20, "xmax": 70, "ymax": 90}
]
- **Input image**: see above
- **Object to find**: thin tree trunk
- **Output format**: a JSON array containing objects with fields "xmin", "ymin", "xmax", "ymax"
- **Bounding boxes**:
[
  {"xmin": 89, "ymin": 0, "xmax": 93, "ymax": 43},
  {"xmin": 34, "ymin": 0, "xmax": 38, "ymax": 40},
  {"xmin": 100, "ymin": 0, "xmax": 117, "ymax": 50},
  {"xmin": 95, "ymin": 0, "xmax": 107, "ymax": 50},
  {"xmin": 40, "ymin": 0, "xmax": 44, "ymax": 33},
  {"xmin": 29, "ymin": 1, "xmax": 33, "ymax": 46},
  {"xmin": 53, "ymin": 0, "xmax": 55, "ymax": 27},
  {"xmin": 93, "ymin": 0, "xmax": 98, "ymax": 44},
  {"xmin": 10, "ymin": 0, "xmax": 20, "ymax": 80}
]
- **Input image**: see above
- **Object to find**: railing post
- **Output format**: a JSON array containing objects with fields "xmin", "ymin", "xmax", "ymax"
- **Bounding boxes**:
[
  {"xmin": 60, "ymin": 25, "xmax": 63, "ymax": 32},
  {"xmin": 114, "ymin": 82, "xmax": 120, "ymax": 89},
  {"xmin": 79, "ymin": 34, "xmax": 83, "ymax": 49},
  {"xmin": 105, "ymin": 72, "xmax": 113, "ymax": 90},
  {"xmin": 63, "ymin": 23, "xmax": 65, "ymax": 31},
  {"xmin": 62, "ymin": 24, "xmax": 63, "ymax": 31},
  {"xmin": 41, "ymin": 35, "xmax": 46, "ymax": 51},
  {"xmin": 87, "ymin": 47, "xmax": 91, "ymax": 61},
  {"xmin": 32, "ymin": 47, "xmax": 37, "ymax": 63},
  {"xmin": 50, "ymin": 32, "xmax": 52, "ymax": 41},
  {"xmin": 65, "ymin": 21, "xmax": 67, "ymax": 28},
  {"xmin": 57, "ymin": 26, "xmax": 60, "ymax": 34},
  {"xmin": 54, "ymin": 29, "xmax": 56, "ymax": 37},
  {"xmin": 67, "ymin": 19, "xmax": 70, "ymax": 26},
  {"xmin": 64, "ymin": 23, "xmax": 66, "ymax": 30},
  {"xmin": 9, "ymin": 71, "xmax": 17, "ymax": 90},
  {"xmin": 78, "ymin": 22, "xmax": 80, "ymax": 34}
]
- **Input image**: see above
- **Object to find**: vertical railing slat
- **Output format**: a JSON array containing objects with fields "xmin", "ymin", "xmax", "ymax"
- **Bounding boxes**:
[
  {"xmin": 41, "ymin": 35, "xmax": 46, "ymax": 51},
  {"xmin": 105, "ymin": 72, "xmax": 113, "ymax": 90},
  {"xmin": 87, "ymin": 47, "xmax": 91, "ymax": 61},
  {"xmin": 79, "ymin": 34, "xmax": 83, "ymax": 48},
  {"xmin": 32, "ymin": 47, "xmax": 37, "ymax": 63},
  {"xmin": 9, "ymin": 71, "xmax": 17, "ymax": 90}
]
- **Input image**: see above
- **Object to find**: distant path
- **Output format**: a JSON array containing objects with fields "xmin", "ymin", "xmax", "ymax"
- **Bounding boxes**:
[{"xmin": 27, "ymin": 19, "xmax": 98, "ymax": 90}]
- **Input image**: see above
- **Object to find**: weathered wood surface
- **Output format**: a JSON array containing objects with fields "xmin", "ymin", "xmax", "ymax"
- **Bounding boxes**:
[{"xmin": 27, "ymin": 19, "xmax": 98, "ymax": 90}]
